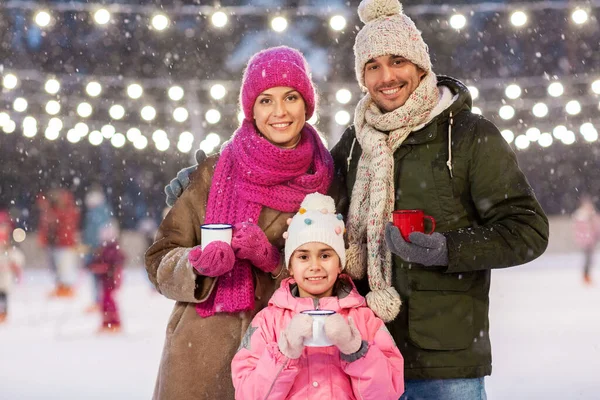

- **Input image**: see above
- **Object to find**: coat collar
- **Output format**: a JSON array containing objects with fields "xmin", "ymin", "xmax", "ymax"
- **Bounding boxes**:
[
  {"xmin": 269, "ymin": 275, "xmax": 366, "ymax": 313},
  {"xmin": 404, "ymin": 75, "xmax": 471, "ymax": 145}
]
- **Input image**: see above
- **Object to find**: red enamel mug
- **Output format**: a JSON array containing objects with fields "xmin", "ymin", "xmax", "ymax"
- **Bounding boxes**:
[{"xmin": 392, "ymin": 210, "xmax": 436, "ymax": 242}]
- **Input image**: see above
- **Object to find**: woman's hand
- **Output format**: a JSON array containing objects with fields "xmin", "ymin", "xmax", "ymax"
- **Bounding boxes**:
[
  {"xmin": 231, "ymin": 222, "xmax": 280, "ymax": 272},
  {"xmin": 188, "ymin": 241, "xmax": 235, "ymax": 277}
]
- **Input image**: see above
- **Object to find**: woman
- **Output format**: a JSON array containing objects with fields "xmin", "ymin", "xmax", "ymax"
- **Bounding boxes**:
[{"xmin": 145, "ymin": 46, "xmax": 343, "ymax": 400}]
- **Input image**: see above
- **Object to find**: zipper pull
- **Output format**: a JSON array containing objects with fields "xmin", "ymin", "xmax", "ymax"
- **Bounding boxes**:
[
  {"xmin": 347, "ymin": 138, "xmax": 357, "ymax": 173},
  {"xmin": 446, "ymin": 112, "xmax": 454, "ymax": 179}
]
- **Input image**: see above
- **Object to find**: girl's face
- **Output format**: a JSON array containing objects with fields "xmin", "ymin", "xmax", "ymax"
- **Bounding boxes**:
[
  {"xmin": 289, "ymin": 242, "xmax": 341, "ymax": 298},
  {"xmin": 252, "ymin": 86, "xmax": 306, "ymax": 148}
]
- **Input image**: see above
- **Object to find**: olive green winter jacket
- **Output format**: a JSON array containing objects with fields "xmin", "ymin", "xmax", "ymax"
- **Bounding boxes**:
[{"xmin": 330, "ymin": 76, "xmax": 549, "ymax": 380}]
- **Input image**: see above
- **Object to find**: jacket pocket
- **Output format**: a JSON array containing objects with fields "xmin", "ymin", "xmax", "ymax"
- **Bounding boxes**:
[
  {"xmin": 408, "ymin": 271, "xmax": 475, "ymax": 350},
  {"xmin": 431, "ymin": 159, "xmax": 467, "ymax": 227}
]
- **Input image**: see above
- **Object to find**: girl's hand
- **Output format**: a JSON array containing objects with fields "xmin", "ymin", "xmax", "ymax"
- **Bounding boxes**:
[
  {"xmin": 278, "ymin": 313, "xmax": 313, "ymax": 359},
  {"xmin": 324, "ymin": 314, "xmax": 362, "ymax": 355}
]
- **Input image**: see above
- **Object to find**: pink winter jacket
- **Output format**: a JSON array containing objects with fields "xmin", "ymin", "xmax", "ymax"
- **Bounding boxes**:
[{"xmin": 231, "ymin": 276, "xmax": 404, "ymax": 400}]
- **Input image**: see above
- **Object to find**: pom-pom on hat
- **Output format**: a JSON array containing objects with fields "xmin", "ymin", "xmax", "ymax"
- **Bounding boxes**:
[
  {"xmin": 354, "ymin": 0, "xmax": 432, "ymax": 90},
  {"xmin": 284, "ymin": 193, "xmax": 346, "ymax": 269},
  {"xmin": 240, "ymin": 46, "xmax": 317, "ymax": 121}
]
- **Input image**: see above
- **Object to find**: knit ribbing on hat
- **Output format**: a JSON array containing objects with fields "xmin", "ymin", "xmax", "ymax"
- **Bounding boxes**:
[
  {"xmin": 354, "ymin": 0, "xmax": 431, "ymax": 90},
  {"xmin": 240, "ymin": 46, "xmax": 316, "ymax": 121},
  {"xmin": 345, "ymin": 72, "xmax": 439, "ymax": 322},
  {"xmin": 284, "ymin": 193, "xmax": 346, "ymax": 270}
]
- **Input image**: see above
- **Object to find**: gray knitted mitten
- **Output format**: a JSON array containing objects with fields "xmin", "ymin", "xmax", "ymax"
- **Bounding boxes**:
[{"xmin": 384, "ymin": 222, "xmax": 448, "ymax": 268}]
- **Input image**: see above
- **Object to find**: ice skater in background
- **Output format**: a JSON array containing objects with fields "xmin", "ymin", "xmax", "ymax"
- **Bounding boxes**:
[
  {"xmin": 37, "ymin": 188, "xmax": 81, "ymax": 298},
  {"xmin": 572, "ymin": 195, "xmax": 600, "ymax": 285},
  {"xmin": 231, "ymin": 193, "xmax": 404, "ymax": 400},
  {"xmin": 89, "ymin": 219, "xmax": 125, "ymax": 333},
  {"xmin": 0, "ymin": 211, "xmax": 25, "ymax": 323},
  {"xmin": 82, "ymin": 186, "xmax": 113, "ymax": 312}
]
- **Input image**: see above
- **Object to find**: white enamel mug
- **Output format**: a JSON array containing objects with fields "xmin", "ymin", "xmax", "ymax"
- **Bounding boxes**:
[
  {"xmin": 301, "ymin": 309, "xmax": 336, "ymax": 347},
  {"xmin": 200, "ymin": 223, "xmax": 233, "ymax": 250}
]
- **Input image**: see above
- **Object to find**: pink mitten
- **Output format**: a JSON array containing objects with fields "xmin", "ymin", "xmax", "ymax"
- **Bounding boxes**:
[
  {"xmin": 278, "ymin": 313, "xmax": 313, "ymax": 359},
  {"xmin": 324, "ymin": 314, "xmax": 362, "ymax": 355},
  {"xmin": 188, "ymin": 241, "xmax": 235, "ymax": 277},
  {"xmin": 231, "ymin": 222, "xmax": 280, "ymax": 272}
]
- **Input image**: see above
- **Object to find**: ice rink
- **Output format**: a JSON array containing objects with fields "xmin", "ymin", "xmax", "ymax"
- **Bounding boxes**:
[{"xmin": 1, "ymin": 252, "xmax": 599, "ymax": 400}]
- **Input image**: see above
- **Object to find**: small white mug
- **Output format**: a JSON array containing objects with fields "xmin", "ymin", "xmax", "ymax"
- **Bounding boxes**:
[
  {"xmin": 301, "ymin": 309, "xmax": 336, "ymax": 347},
  {"xmin": 200, "ymin": 223, "xmax": 233, "ymax": 250}
]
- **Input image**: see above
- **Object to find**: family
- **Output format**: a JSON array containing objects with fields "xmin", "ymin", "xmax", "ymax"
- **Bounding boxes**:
[{"xmin": 145, "ymin": 0, "xmax": 549, "ymax": 399}]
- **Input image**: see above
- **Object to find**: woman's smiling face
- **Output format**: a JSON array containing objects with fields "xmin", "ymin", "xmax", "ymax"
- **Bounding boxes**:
[{"xmin": 252, "ymin": 86, "xmax": 307, "ymax": 148}]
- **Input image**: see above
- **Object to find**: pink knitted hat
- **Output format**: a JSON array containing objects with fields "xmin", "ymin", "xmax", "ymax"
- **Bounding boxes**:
[{"xmin": 240, "ymin": 46, "xmax": 316, "ymax": 121}]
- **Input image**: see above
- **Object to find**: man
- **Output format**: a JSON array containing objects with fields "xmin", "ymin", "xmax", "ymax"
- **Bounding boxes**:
[
  {"xmin": 331, "ymin": 1, "xmax": 548, "ymax": 399},
  {"xmin": 164, "ymin": 1, "xmax": 549, "ymax": 398}
]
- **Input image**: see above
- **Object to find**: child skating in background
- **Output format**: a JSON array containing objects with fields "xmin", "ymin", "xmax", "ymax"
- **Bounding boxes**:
[
  {"xmin": 231, "ymin": 193, "xmax": 404, "ymax": 399},
  {"xmin": 0, "ymin": 211, "xmax": 24, "ymax": 323},
  {"xmin": 89, "ymin": 219, "xmax": 125, "ymax": 333},
  {"xmin": 572, "ymin": 195, "xmax": 600, "ymax": 285}
]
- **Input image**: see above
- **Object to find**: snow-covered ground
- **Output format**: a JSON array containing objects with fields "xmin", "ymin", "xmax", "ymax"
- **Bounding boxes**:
[{"xmin": 1, "ymin": 252, "xmax": 599, "ymax": 399}]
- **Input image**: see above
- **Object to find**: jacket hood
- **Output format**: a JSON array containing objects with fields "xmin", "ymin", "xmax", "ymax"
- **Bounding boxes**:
[
  {"xmin": 435, "ymin": 75, "xmax": 472, "ymax": 119},
  {"xmin": 269, "ymin": 274, "xmax": 366, "ymax": 313}
]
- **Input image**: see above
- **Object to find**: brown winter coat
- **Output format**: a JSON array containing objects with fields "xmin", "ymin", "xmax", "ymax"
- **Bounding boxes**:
[{"xmin": 145, "ymin": 154, "xmax": 345, "ymax": 400}]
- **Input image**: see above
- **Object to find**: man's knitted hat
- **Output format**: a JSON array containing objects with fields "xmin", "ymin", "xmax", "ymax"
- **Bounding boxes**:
[
  {"xmin": 240, "ymin": 46, "xmax": 316, "ymax": 121},
  {"xmin": 354, "ymin": 0, "xmax": 432, "ymax": 90},
  {"xmin": 284, "ymin": 193, "xmax": 346, "ymax": 270}
]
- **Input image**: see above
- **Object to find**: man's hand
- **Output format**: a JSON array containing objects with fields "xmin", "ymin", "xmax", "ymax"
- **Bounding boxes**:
[
  {"xmin": 164, "ymin": 149, "xmax": 206, "ymax": 207},
  {"xmin": 384, "ymin": 222, "xmax": 448, "ymax": 268}
]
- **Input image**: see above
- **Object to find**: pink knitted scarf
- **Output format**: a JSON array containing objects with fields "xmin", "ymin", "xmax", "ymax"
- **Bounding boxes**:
[{"xmin": 196, "ymin": 119, "xmax": 334, "ymax": 317}]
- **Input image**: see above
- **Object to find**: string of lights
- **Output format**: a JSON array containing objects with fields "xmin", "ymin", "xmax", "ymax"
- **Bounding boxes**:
[
  {"xmin": 2, "ymin": 1, "xmax": 600, "ymax": 32},
  {"xmin": 4, "ymin": 1, "xmax": 600, "ymax": 16},
  {"xmin": 1, "ymin": 1, "xmax": 599, "ymax": 155}
]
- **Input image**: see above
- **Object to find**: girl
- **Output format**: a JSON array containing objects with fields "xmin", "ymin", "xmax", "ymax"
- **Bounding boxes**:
[
  {"xmin": 231, "ymin": 193, "xmax": 404, "ymax": 399},
  {"xmin": 572, "ymin": 195, "xmax": 600, "ymax": 285},
  {"xmin": 145, "ymin": 47, "xmax": 344, "ymax": 399},
  {"xmin": 89, "ymin": 219, "xmax": 125, "ymax": 333}
]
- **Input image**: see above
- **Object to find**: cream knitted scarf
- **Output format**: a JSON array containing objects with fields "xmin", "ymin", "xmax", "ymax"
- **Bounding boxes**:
[{"xmin": 346, "ymin": 72, "xmax": 439, "ymax": 322}]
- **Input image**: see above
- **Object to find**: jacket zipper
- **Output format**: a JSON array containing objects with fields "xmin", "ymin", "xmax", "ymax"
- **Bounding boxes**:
[{"xmin": 263, "ymin": 360, "xmax": 288, "ymax": 400}]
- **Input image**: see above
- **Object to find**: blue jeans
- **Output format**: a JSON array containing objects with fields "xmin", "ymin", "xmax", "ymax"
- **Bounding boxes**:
[{"xmin": 400, "ymin": 378, "xmax": 487, "ymax": 400}]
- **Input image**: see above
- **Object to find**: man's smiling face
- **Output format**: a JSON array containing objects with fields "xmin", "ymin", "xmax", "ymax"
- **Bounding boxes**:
[{"xmin": 364, "ymin": 54, "xmax": 427, "ymax": 113}]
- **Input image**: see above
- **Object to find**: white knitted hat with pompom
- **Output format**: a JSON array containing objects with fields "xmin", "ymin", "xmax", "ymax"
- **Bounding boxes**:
[
  {"xmin": 354, "ymin": 0, "xmax": 432, "ymax": 91},
  {"xmin": 284, "ymin": 193, "xmax": 346, "ymax": 270}
]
